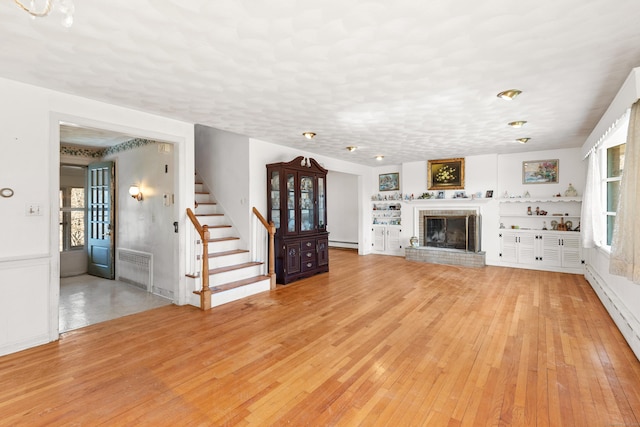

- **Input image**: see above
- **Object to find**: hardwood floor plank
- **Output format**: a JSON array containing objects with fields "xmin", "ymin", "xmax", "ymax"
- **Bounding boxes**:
[{"xmin": 1, "ymin": 249, "xmax": 640, "ymax": 425}]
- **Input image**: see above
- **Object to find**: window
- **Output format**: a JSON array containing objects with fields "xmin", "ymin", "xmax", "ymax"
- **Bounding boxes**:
[
  {"xmin": 605, "ymin": 144, "xmax": 625, "ymax": 245},
  {"xmin": 60, "ymin": 186, "xmax": 86, "ymax": 251},
  {"xmin": 60, "ymin": 164, "xmax": 87, "ymax": 252}
]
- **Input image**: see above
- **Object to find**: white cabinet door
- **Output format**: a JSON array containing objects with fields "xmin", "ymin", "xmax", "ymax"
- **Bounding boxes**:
[
  {"xmin": 500, "ymin": 231, "xmax": 518, "ymax": 263},
  {"xmin": 372, "ymin": 226, "xmax": 386, "ymax": 251},
  {"xmin": 540, "ymin": 234, "xmax": 562, "ymax": 267},
  {"xmin": 387, "ymin": 227, "xmax": 402, "ymax": 253},
  {"xmin": 517, "ymin": 232, "xmax": 537, "ymax": 264},
  {"xmin": 560, "ymin": 234, "xmax": 582, "ymax": 268},
  {"xmin": 500, "ymin": 231, "xmax": 518, "ymax": 262}
]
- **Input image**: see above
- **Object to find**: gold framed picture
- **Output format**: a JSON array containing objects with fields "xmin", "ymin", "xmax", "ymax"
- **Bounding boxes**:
[{"xmin": 428, "ymin": 158, "xmax": 464, "ymax": 190}]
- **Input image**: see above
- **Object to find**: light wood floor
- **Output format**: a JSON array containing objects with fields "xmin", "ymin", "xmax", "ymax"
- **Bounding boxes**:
[{"xmin": 1, "ymin": 249, "xmax": 639, "ymax": 426}]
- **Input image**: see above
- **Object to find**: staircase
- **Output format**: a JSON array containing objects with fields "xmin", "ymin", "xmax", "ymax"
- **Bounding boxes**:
[{"xmin": 187, "ymin": 178, "xmax": 271, "ymax": 309}]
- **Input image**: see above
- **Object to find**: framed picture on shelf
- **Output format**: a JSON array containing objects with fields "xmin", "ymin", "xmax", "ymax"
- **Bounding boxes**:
[
  {"xmin": 428, "ymin": 158, "xmax": 464, "ymax": 190},
  {"xmin": 379, "ymin": 172, "xmax": 400, "ymax": 191},
  {"xmin": 522, "ymin": 159, "xmax": 559, "ymax": 184},
  {"xmin": 485, "ymin": 190, "xmax": 494, "ymax": 198},
  {"xmin": 436, "ymin": 191, "xmax": 445, "ymax": 199}
]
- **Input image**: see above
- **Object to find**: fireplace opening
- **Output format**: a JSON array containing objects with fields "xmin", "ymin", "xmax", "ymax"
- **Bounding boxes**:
[{"xmin": 424, "ymin": 214, "xmax": 480, "ymax": 252}]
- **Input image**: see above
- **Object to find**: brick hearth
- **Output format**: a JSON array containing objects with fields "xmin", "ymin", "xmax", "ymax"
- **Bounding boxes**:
[{"xmin": 405, "ymin": 246, "xmax": 486, "ymax": 268}]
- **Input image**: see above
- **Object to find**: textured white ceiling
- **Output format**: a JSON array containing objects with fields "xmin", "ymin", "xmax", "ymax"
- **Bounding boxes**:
[{"xmin": 2, "ymin": 0, "xmax": 640, "ymax": 166}]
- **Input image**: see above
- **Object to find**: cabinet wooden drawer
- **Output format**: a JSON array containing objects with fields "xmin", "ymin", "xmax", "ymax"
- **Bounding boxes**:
[
  {"xmin": 301, "ymin": 239, "xmax": 315, "ymax": 250},
  {"xmin": 302, "ymin": 258, "xmax": 316, "ymax": 271}
]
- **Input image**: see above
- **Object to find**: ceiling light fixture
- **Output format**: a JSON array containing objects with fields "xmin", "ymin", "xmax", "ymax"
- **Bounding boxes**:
[
  {"xmin": 375, "ymin": 155, "xmax": 384, "ymax": 161},
  {"xmin": 508, "ymin": 121, "xmax": 527, "ymax": 128},
  {"xmin": 497, "ymin": 89, "xmax": 522, "ymax": 100},
  {"xmin": 516, "ymin": 138, "xmax": 531, "ymax": 144},
  {"xmin": 302, "ymin": 132, "xmax": 316, "ymax": 140},
  {"xmin": 14, "ymin": 0, "xmax": 75, "ymax": 27},
  {"xmin": 346, "ymin": 146, "xmax": 357, "ymax": 152}
]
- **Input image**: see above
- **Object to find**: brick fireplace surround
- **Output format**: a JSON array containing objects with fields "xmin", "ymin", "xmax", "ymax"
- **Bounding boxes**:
[{"xmin": 405, "ymin": 208, "xmax": 486, "ymax": 268}]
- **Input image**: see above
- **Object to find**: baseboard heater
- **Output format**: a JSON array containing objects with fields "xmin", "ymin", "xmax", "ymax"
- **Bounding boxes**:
[{"xmin": 117, "ymin": 248, "xmax": 153, "ymax": 291}]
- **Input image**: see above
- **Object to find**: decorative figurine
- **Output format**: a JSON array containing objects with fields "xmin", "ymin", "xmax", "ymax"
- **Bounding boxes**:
[{"xmin": 564, "ymin": 183, "xmax": 578, "ymax": 197}]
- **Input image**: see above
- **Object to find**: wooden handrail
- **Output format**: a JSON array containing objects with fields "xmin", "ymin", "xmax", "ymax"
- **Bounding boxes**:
[
  {"xmin": 253, "ymin": 207, "xmax": 276, "ymax": 289},
  {"xmin": 186, "ymin": 208, "xmax": 211, "ymax": 310},
  {"xmin": 186, "ymin": 208, "xmax": 203, "ymax": 235}
]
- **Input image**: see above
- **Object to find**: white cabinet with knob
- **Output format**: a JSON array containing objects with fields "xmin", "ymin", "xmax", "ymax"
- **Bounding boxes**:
[
  {"xmin": 499, "ymin": 230, "xmax": 583, "ymax": 273},
  {"xmin": 372, "ymin": 225, "xmax": 403, "ymax": 255}
]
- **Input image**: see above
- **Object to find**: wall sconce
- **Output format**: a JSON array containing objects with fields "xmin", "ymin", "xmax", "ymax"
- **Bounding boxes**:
[{"xmin": 129, "ymin": 185, "xmax": 143, "ymax": 201}]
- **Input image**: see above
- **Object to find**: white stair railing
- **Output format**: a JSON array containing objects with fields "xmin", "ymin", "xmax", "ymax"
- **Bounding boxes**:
[{"xmin": 251, "ymin": 207, "xmax": 276, "ymax": 289}]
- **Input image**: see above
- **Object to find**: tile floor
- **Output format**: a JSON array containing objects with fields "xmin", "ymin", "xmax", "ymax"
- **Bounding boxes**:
[{"xmin": 59, "ymin": 275, "xmax": 172, "ymax": 332}]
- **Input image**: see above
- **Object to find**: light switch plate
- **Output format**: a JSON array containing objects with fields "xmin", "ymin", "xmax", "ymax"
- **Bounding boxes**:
[{"xmin": 25, "ymin": 203, "xmax": 42, "ymax": 216}]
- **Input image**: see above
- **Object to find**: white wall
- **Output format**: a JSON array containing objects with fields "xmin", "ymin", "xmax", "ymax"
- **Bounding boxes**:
[
  {"xmin": 327, "ymin": 171, "xmax": 359, "ymax": 248},
  {"xmin": 496, "ymin": 148, "xmax": 586, "ymax": 199},
  {"xmin": 194, "ymin": 125, "xmax": 251, "ymax": 244},
  {"xmin": 103, "ymin": 142, "xmax": 177, "ymax": 299},
  {"xmin": 0, "ymin": 77, "xmax": 194, "ymax": 357},
  {"xmin": 579, "ymin": 67, "xmax": 640, "ymax": 361}
]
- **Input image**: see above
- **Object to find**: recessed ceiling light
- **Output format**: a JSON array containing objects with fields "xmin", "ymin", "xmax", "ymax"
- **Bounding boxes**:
[
  {"xmin": 375, "ymin": 155, "xmax": 384, "ymax": 161},
  {"xmin": 302, "ymin": 132, "xmax": 316, "ymax": 139},
  {"xmin": 346, "ymin": 146, "xmax": 357, "ymax": 152},
  {"xmin": 516, "ymin": 138, "xmax": 530, "ymax": 144},
  {"xmin": 497, "ymin": 89, "xmax": 522, "ymax": 100},
  {"xmin": 508, "ymin": 121, "xmax": 527, "ymax": 128}
]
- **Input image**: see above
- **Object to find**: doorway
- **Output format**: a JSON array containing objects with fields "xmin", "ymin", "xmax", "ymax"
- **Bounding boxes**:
[{"xmin": 58, "ymin": 124, "xmax": 178, "ymax": 332}]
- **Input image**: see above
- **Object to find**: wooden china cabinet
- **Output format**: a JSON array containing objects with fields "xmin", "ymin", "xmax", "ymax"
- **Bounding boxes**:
[{"xmin": 267, "ymin": 156, "xmax": 329, "ymax": 284}]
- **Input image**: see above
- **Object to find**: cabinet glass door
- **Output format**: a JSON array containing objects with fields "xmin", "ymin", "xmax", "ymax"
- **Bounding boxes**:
[
  {"xmin": 318, "ymin": 177, "xmax": 325, "ymax": 230},
  {"xmin": 300, "ymin": 175, "xmax": 315, "ymax": 232},
  {"xmin": 270, "ymin": 170, "xmax": 280, "ymax": 229},
  {"xmin": 286, "ymin": 173, "xmax": 296, "ymax": 233}
]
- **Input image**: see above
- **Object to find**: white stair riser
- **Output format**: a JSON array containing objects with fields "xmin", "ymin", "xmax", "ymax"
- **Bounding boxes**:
[
  {"xmin": 186, "ymin": 278, "xmax": 271, "ymax": 309},
  {"xmin": 195, "ymin": 183, "xmax": 204, "ymax": 193},
  {"xmin": 195, "ymin": 193, "xmax": 212, "ymax": 204},
  {"xmin": 210, "ymin": 265, "xmax": 263, "ymax": 286},
  {"xmin": 209, "ymin": 252, "xmax": 251, "ymax": 269},
  {"xmin": 197, "ymin": 216, "xmax": 227, "ymax": 227},
  {"xmin": 194, "ymin": 204, "xmax": 219, "ymax": 215},
  {"xmin": 207, "ymin": 239, "xmax": 241, "ymax": 253},
  {"xmin": 206, "ymin": 227, "xmax": 235, "ymax": 239},
  {"xmin": 210, "ymin": 280, "xmax": 271, "ymax": 308}
]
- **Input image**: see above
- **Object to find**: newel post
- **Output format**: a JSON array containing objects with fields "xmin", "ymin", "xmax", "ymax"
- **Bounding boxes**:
[{"xmin": 268, "ymin": 222, "xmax": 276, "ymax": 289}]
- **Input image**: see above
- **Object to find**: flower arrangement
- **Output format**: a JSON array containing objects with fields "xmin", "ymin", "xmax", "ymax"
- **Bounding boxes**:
[{"xmin": 435, "ymin": 165, "xmax": 456, "ymax": 183}]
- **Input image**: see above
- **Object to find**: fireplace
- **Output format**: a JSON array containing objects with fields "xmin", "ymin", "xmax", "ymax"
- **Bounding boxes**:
[
  {"xmin": 406, "ymin": 208, "xmax": 485, "ymax": 267},
  {"xmin": 424, "ymin": 214, "xmax": 480, "ymax": 252},
  {"xmin": 415, "ymin": 209, "xmax": 481, "ymax": 252}
]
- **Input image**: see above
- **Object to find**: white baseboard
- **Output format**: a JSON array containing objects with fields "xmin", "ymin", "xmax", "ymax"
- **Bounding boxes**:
[
  {"xmin": 585, "ymin": 265, "xmax": 640, "ymax": 362},
  {"xmin": 0, "ymin": 334, "xmax": 52, "ymax": 357},
  {"xmin": 329, "ymin": 241, "xmax": 358, "ymax": 250}
]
